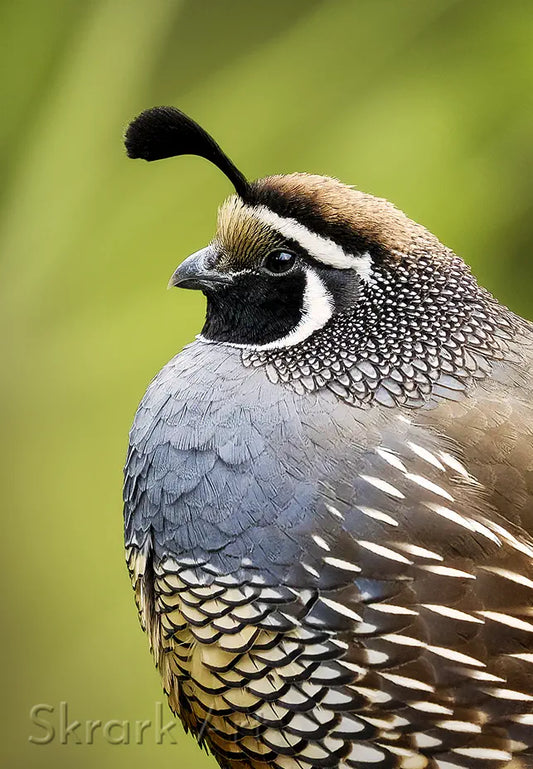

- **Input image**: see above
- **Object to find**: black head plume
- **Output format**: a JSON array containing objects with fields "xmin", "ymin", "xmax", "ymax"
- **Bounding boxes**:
[{"xmin": 124, "ymin": 106, "xmax": 250, "ymax": 200}]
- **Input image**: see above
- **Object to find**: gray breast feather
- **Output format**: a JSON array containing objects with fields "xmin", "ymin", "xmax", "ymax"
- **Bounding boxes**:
[
  {"xmin": 124, "ymin": 342, "xmax": 324, "ymax": 578},
  {"xmin": 124, "ymin": 340, "xmax": 523, "ymax": 587}
]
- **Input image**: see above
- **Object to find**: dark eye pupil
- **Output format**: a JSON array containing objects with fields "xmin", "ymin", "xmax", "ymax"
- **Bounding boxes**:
[{"xmin": 264, "ymin": 250, "xmax": 296, "ymax": 274}]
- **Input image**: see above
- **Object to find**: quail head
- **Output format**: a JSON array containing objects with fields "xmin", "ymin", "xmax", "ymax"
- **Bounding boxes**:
[{"xmin": 123, "ymin": 107, "xmax": 533, "ymax": 769}]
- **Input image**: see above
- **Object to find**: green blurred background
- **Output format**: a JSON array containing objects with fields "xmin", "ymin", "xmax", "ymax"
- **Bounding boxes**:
[{"xmin": 2, "ymin": 1, "xmax": 532, "ymax": 767}]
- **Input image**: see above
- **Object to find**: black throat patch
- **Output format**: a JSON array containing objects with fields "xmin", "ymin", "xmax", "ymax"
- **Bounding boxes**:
[{"xmin": 202, "ymin": 271, "xmax": 307, "ymax": 346}]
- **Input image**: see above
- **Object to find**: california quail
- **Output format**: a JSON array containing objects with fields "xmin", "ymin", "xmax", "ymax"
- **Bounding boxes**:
[{"xmin": 123, "ymin": 107, "xmax": 533, "ymax": 769}]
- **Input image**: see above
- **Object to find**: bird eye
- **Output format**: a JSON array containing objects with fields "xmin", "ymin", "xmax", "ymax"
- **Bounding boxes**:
[{"xmin": 262, "ymin": 250, "xmax": 297, "ymax": 275}]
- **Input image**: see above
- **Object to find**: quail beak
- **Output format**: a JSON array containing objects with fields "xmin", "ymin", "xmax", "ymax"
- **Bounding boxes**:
[{"xmin": 168, "ymin": 246, "xmax": 232, "ymax": 291}]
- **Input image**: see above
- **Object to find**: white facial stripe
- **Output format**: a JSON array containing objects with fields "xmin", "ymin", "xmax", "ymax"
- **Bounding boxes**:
[
  {"xmin": 251, "ymin": 204, "xmax": 373, "ymax": 277},
  {"xmin": 252, "ymin": 268, "xmax": 333, "ymax": 350},
  {"xmin": 219, "ymin": 268, "xmax": 334, "ymax": 351}
]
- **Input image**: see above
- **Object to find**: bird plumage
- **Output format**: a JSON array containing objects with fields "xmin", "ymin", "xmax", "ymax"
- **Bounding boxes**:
[{"xmin": 123, "ymin": 107, "xmax": 533, "ymax": 769}]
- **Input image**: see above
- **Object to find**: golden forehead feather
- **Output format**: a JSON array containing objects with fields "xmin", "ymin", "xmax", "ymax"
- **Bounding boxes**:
[{"xmin": 215, "ymin": 196, "xmax": 284, "ymax": 267}]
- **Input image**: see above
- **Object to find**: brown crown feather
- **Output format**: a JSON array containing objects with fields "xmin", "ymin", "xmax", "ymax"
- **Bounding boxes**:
[{"xmin": 253, "ymin": 173, "xmax": 450, "ymax": 259}]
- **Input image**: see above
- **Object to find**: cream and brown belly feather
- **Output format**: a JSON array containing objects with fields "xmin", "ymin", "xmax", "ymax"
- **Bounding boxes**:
[{"xmin": 127, "ymin": 505, "xmax": 533, "ymax": 769}]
